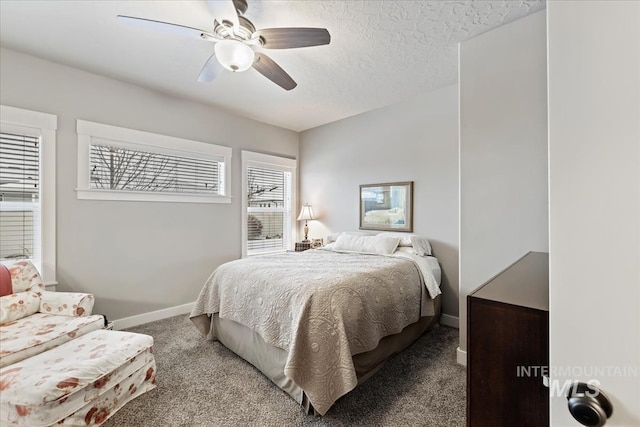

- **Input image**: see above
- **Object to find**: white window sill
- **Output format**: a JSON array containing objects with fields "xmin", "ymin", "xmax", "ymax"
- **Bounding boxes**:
[
  {"xmin": 246, "ymin": 250, "xmax": 289, "ymax": 258},
  {"xmin": 76, "ymin": 189, "xmax": 231, "ymax": 204},
  {"xmin": 44, "ymin": 281, "xmax": 57, "ymax": 291}
]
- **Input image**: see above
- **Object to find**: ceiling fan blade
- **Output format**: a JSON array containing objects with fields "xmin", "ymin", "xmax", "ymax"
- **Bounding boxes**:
[
  {"xmin": 252, "ymin": 53, "xmax": 297, "ymax": 91},
  {"xmin": 206, "ymin": 0, "xmax": 240, "ymax": 29},
  {"xmin": 254, "ymin": 28, "xmax": 330, "ymax": 49},
  {"xmin": 197, "ymin": 54, "xmax": 224, "ymax": 83},
  {"xmin": 117, "ymin": 15, "xmax": 217, "ymax": 40}
]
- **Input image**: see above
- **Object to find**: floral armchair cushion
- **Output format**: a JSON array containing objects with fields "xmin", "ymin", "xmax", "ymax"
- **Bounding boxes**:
[{"xmin": 40, "ymin": 291, "xmax": 95, "ymax": 317}]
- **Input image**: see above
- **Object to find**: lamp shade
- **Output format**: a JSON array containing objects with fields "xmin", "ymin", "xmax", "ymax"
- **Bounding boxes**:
[
  {"xmin": 214, "ymin": 39, "xmax": 255, "ymax": 72},
  {"xmin": 297, "ymin": 204, "xmax": 314, "ymax": 221}
]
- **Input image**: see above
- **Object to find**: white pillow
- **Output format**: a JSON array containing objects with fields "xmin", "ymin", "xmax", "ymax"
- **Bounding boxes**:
[
  {"xmin": 326, "ymin": 231, "xmax": 373, "ymax": 244},
  {"xmin": 326, "ymin": 232, "xmax": 342, "ymax": 244},
  {"xmin": 332, "ymin": 234, "xmax": 400, "ymax": 255},
  {"xmin": 377, "ymin": 232, "xmax": 418, "ymax": 247},
  {"xmin": 410, "ymin": 236, "xmax": 433, "ymax": 256}
]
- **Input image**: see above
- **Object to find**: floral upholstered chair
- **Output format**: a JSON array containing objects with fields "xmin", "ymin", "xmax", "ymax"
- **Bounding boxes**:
[{"xmin": 0, "ymin": 261, "xmax": 105, "ymax": 367}]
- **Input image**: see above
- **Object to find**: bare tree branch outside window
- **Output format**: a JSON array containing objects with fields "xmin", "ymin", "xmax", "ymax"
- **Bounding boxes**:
[
  {"xmin": 247, "ymin": 169, "xmax": 283, "ymax": 207},
  {"xmin": 90, "ymin": 145, "xmax": 219, "ymax": 194}
]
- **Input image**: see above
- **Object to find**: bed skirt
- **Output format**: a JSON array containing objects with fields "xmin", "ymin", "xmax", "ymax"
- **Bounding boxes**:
[{"xmin": 211, "ymin": 294, "xmax": 442, "ymax": 414}]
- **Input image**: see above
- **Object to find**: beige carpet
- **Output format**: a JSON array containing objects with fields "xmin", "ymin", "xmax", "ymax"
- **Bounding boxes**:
[{"xmin": 103, "ymin": 315, "xmax": 466, "ymax": 426}]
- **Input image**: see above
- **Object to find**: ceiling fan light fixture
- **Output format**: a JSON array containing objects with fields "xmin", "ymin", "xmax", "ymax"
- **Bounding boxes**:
[{"xmin": 214, "ymin": 39, "xmax": 254, "ymax": 72}]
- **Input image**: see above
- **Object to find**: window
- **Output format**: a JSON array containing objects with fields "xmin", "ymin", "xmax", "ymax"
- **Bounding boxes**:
[
  {"xmin": 0, "ymin": 105, "xmax": 57, "ymax": 283},
  {"xmin": 242, "ymin": 151, "xmax": 297, "ymax": 257},
  {"xmin": 76, "ymin": 120, "xmax": 231, "ymax": 203}
]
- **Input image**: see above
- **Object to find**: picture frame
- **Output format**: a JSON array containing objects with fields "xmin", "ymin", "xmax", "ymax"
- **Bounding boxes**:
[{"xmin": 359, "ymin": 181, "xmax": 413, "ymax": 232}]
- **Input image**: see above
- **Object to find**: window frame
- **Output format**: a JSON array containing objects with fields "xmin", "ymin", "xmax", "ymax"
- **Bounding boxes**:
[
  {"xmin": 0, "ymin": 105, "xmax": 57, "ymax": 284},
  {"xmin": 76, "ymin": 120, "xmax": 232, "ymax": 203},
  {"xmin": 241, "ymin": 151, "xmax": 297, "ymax": 258}
]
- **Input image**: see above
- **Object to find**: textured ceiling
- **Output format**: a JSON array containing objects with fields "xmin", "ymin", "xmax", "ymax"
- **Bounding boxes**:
[{"xmin": 0, "ymin": 1, "xmax": 545, "ymax": 131}]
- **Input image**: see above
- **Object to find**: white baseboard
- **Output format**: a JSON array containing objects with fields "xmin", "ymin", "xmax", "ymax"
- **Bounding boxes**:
[
  {"xmin": 457, "ymin": 347, "xmax": 467, "ymax": 366},
  {"xmin": 112, "ymin": 302, "xmax": 195, "ymax": 331},
  {"xmin": 439, "ymin": 314, "xmax": 459, "ymax": 329}
]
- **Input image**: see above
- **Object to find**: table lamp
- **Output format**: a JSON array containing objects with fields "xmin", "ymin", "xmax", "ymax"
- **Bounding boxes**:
[{"xmin": 297, "ymin": 203, "xmax": 314, "ymax": 242}]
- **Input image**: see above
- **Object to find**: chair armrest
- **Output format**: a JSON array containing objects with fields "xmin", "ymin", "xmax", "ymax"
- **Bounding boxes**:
[
  {"xmin": 0, "ymin": 291, "xmax": 40, "ymax": 324},
  {"xmin": 40, "ymin": 291, "xmax": 95, "ymax": 317}
]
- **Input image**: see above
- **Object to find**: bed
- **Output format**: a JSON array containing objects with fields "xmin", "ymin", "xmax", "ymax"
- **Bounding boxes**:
[{"xmin": 190, "ymin": 234, "xmax": 442, "ymax": 415}]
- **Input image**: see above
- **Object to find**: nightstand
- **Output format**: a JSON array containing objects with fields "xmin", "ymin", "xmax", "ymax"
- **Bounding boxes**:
[{"xmin": 295, "ymin": 242, "xmax": 311, "ymax": 252}]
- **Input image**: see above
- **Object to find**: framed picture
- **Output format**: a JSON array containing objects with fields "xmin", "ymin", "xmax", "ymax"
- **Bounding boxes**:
[{"xmin": 359, "ymin": 181, "xmax": 413, "ymax": 232}]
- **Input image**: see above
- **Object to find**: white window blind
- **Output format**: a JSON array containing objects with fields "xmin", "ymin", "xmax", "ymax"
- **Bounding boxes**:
[
  {"xmin": 0, "ymin": 132, "xmax": 41, "ymax": 264},
  {"xmin": 242, "ymin": 151, "xmax": 297, "ymax": 257},
  {"xmin": 89, "ymin": 144, "xmax": 223, "ymax": 194},
  {"xmin": 247, "ymin": 166, "xmax": 292, "ymax": 254}
]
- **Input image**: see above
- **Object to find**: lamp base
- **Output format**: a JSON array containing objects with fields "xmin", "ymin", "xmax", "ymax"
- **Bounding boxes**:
[{"xmin": 303, "ymin": 223, "xmax": 310, "ymax": 243}]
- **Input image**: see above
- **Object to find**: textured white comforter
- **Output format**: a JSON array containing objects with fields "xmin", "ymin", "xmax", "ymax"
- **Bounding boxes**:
[{"xmin": 190, "ymin": 249, "xmax": 439, "ymax": 415}]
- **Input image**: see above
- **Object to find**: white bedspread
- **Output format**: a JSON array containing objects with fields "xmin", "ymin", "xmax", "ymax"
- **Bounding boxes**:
[{"xmin": 190, "ymin": 249, "xmax": 440, "ymax": 415}]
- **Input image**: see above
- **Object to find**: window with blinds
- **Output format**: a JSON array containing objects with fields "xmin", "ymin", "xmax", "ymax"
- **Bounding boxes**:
[
  {"xmin": 0, "ymin": 132, "xmax": 41, "ymax": 263},
  {"xmin": 242, "ymin": 151, "xmax": 296, "ymax": 257},
  {"xmin": 76, "ymin": 120, "xmax": 232, "ymax": 203},
  {"xmin": 246, "ymin": 166, "xmax": 292, "ymax": 255},
  {"xmin": 89, "ymin": 144, "xmax": 222, "ymax": 194}
]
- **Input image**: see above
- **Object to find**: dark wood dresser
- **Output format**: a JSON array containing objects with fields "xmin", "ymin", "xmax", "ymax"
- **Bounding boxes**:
[{"xmin": 467, "ymin": 251, "xmax": 549, "ymax": 427}]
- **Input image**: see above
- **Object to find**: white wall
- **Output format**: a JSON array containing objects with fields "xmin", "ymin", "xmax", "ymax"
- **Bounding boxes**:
[
  {"xmin": 300, "ymin": 84, "xmax": 459, "ymax": 320},
  {"xmin": 0, "ymin": 47, "xmax": 299, "ymax": 321},
  {"xmin": 458, "ymin": 10, "xmax": 548, "ymax": 358},
  {"xmin": 548, "ymin": 1, "xmax": 640, "ymax": 425}
]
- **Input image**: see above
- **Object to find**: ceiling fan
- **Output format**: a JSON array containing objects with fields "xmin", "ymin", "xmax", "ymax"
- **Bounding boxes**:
[{"xmin": 117, "ymin": 0, "xmax": 330, "ymax": 91}]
